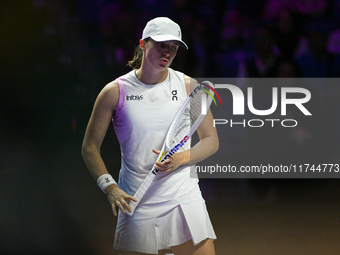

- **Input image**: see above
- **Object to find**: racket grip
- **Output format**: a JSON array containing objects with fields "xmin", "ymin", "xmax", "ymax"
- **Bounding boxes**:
[{"xmin": 127, "ymin": 171, "xmax": 156, "ymax": 216}]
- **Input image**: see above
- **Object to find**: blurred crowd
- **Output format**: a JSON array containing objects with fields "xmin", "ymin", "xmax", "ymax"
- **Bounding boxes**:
[
  {"xmin": 66, "ymin": 0, "xmax": 340, "ymax": 78},
  {"xmin": 46, "ymin": 0, "xmax": 339, "ymax": 82}
]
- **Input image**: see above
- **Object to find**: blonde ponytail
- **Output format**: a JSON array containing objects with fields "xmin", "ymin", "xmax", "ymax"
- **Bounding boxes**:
[{"xmin": 127, "ymin": 45, "xmax": 143, "ymax": 69}]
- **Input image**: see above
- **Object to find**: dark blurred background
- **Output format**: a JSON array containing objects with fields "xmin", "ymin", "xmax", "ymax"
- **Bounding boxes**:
[{"xmin": 1, "ymin": 0, "xmax": 340, "ymax": 254}]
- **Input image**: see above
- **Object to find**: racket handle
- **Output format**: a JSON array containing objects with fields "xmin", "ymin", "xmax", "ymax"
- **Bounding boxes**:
[{"xmin": 127, "ymin": 170, "xmax": 156, "ymax": 216}]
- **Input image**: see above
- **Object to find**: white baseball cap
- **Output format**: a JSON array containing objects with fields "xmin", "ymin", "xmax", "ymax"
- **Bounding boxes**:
[{"xmin": 142, "ymin": 17, "xmax": 188, "ymax": 49}]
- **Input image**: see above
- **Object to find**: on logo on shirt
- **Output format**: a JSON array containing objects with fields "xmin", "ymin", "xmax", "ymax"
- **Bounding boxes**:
[{"xmin": 172, "ymin": 90, "xmax": 178, "ymax": 101}]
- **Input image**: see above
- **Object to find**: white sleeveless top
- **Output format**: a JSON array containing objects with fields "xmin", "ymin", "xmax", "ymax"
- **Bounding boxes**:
[{"xmin": 113, "ymin": 68, "xmax": 198, "ymax": 204}]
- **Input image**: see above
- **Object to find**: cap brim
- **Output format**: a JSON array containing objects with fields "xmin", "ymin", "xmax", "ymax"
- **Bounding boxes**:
[{"xmin": 149, "ymin": 35, "xmax": 188, "ymax": 49}]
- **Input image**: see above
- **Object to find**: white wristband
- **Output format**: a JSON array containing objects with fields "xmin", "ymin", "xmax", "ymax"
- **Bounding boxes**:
[{"xmin": 97, "ymin": 174, "xmax": 117, "ymax": 194}]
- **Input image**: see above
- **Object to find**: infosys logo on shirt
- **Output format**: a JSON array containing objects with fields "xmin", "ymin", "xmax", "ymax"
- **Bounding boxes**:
[{"xmin": 126, "ymin": 95, "xmax": 143, "ymax": 101}]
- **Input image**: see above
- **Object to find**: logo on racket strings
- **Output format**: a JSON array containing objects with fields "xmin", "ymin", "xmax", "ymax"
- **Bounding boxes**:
[{"xmin": 152, "ymin": 135, "xmax": 189, "ymax": 175}]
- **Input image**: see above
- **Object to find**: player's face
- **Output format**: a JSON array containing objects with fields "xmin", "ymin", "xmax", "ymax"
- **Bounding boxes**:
[{"xmin": 143, "ymin": 39, "xmax": 180, "ymax": 70}]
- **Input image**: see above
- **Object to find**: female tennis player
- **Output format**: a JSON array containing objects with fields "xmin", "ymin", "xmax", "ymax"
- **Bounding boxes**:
[{"xmin": 82, "ymin": 17, "xmax": 218, "ymax": 255}]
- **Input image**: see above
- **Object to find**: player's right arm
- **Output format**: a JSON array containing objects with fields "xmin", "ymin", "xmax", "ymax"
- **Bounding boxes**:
[{"xmin": 81, "ymin": 80, "xmax": 137, "ymax": 216}]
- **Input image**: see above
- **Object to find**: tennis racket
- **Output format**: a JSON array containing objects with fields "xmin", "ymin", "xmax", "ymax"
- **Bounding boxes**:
[{"xmin": 127, "ymin": 81, "xmax": 217, "ymax": 216}]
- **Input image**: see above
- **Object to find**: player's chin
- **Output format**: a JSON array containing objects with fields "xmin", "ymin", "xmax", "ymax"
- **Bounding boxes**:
[
  {"xmin": 158, "ymin": 63, "xmax": 169, "ymax": 70},
  {"xmin": 158, "ymin": 60, "xmax": 172, "ymax": 69}
]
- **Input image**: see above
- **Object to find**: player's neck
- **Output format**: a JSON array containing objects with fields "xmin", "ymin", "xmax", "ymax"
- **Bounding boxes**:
[{"xmin": 136, "ymin": 67, "xmax": 168, "ymax": 85}]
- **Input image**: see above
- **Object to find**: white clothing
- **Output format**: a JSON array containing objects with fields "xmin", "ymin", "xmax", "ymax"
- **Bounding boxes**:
[
  {"xmin": 113, "ymin": 68, "xmax": 195, "ymax": 203},
  {"xmin": 114, "ymin": 186, "xmax": 215, "ymax": 254},
  {"xmin": 112, "ymin": 68, "xmax": 216, "ymax": 254}
]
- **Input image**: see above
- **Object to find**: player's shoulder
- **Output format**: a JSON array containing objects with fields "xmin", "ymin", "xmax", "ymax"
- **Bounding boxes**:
[
  {"xmin": 183, "ymin": 74, "xmax": 191, "ymax": 83},
  {"xmin": 104, "ymin": 79, "xmax": 119, "ymax": 91},
  {"xmin": 95, "ymin": 80, "xmax": 120, "ymax": 110},
  {"xmin": 183, "ymin": 74, "xmax": 200, "ymax": 95},
  {"xmin": 183, "ymin": 74, "xmax": 200, "ymax": 86},
  {"xmin": 99, "ymin": 80, "xmax": 119, "ymax": 98}
]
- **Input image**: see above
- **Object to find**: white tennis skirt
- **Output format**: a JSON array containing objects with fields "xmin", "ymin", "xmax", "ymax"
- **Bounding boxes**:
[{"xmin": 113, "ymin": 186, "xmax": 216, "ymax": 254}]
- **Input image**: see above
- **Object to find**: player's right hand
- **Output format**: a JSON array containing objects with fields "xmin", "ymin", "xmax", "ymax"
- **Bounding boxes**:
[{"xmin": 105, "ymin": 185, "xmax": 137, "ymax": 216}]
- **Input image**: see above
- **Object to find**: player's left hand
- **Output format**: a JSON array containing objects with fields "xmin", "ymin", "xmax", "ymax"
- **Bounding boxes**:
[{"xmin": 153, "ymin": 149, "xmax": 184, "ymax": 172}]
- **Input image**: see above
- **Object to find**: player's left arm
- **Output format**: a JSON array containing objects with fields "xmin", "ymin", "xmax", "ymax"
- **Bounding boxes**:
[
  {"xmin": 155, "ymin": 75, "xmax": 219, "ymax": 171},
  {"xmin": 182, "ymin": 74, "xmax": 219, "ymax": 164}
]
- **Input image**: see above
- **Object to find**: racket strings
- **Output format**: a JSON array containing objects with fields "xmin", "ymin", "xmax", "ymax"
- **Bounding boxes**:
[
  {"xmin": 174, "ymin": 108, "xmax": 190, "ymax": 137},
  {"xmin": 189, "ymin": 89, "xmax": 207, "ymax": 124},
  {"xmin": 167, "ymin": 108, "xmax": 191, "ymax": 146},
  {"xmin": 166, "ymin": 89, "xmax": 209, "ymax": 147}
]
